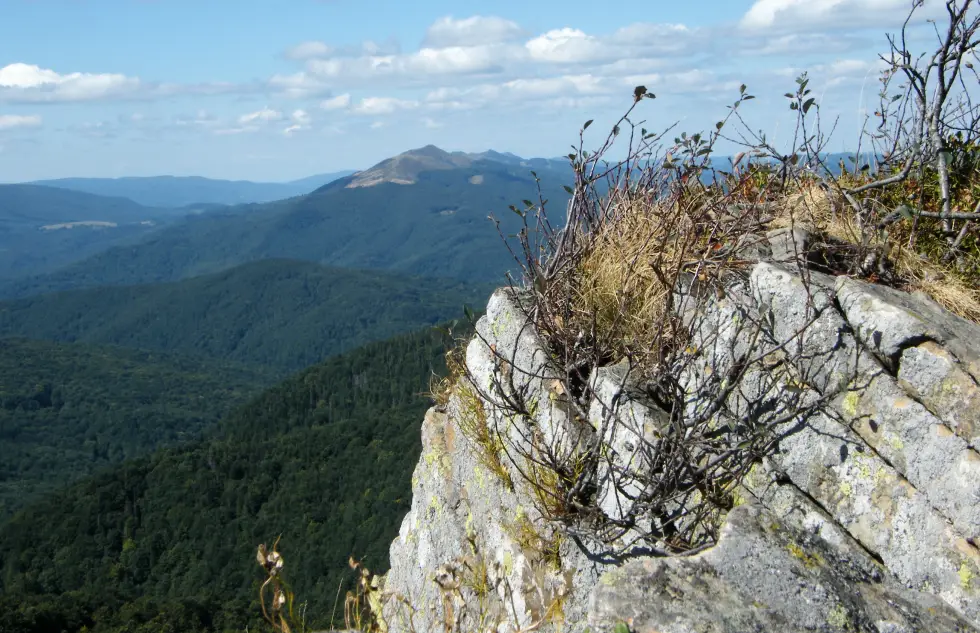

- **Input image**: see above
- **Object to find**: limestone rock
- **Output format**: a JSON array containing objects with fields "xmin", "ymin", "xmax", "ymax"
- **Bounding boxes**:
[
  {"xmin": 836, "ymin": 276, "xmax": 980, "ymax": 381},
  {"xmin": 384, "ymin": 263, "xmax": 980, "ymax": 632},
  {"xmin": 898, "ymin": 341, "xmax": 980, "ymax": 450},
  {"xmin": 588, "ymin": 504, "xmax": 978, "ymax": 633}
]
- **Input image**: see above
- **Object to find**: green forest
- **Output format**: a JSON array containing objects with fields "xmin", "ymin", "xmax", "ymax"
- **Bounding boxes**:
[
  {"xmin": 0, "ymin": 258, "xmax": 491, "ymax": 373},
  {"xmin": 0, "ymin": 338, "xmax": 277, "ymax": 518},
  {"xmin": 0, "ymin": 322, "xmax": 472, "ymax": 633}
]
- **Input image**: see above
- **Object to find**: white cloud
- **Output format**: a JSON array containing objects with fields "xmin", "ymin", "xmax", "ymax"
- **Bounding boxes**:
[
  {"xmin": 353, "ymin": 96, "xmax": 418, "ymax": 115},
  {"xmin": 410, "ymin": 45, "xmax": 507, "ymax": 74},
  {"xmin": 370, "ymin": 120, "xmax": 386, "ymax": 129},
  {"xmin": 525, "ymin": 28, "xmax": 609, "ymax": 63},
  {"xmin": 286, "ymin": 41, "xmax": 333, "ymax": 60},
  {"xmin": 740, "ymin": 0, "xmax": 943, "ymax": 31},
  {"xmin": 611, "ymin": 23, "xmax": 691, "ymax": 45},
  {"xmin": 284, "ymin": 109, "xmax": 312, "ymax": 135},
  {"xmin": 238, "ymin": 107, "xmax": 283, "ymax": 125},
  {"xmin": 320, "ymin": 93, "xmax": 351, "ymax": 110},
  {"xmin": 212, "ymin": 107, "xmax": 286, "ymax": 135},
  {"xmin": 306, "ymin": 44, "xmax": 509, "ymax": 82},
  {"xmin": 0, "ymin": 63, "xmax": 140, "ymax": 103},
  {"xmin": 291, "ymin": 109, "xmax": 311, "ymax": 125},
  {"xmin": 422, "ymin": 117, "xmax": 443, "ymax": 129},
  {"xmin": 423, "ymin": 15, "xmax": 524, "ymax": 48},
  {"xmin": 425, "ymin": 74, "xmax": 608, "ymax": 109},
  {"xmin": 268, "ymin": 72, "xmax": 331, "ymax": 98},
  {"xmin": 0, "ymin": 113, "xmax": 41, "ymax": 130}
]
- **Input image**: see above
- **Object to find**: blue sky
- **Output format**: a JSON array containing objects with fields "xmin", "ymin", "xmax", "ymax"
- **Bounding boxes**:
[{"xmin": 0, "ymin": 0, "xmax": 954, "ymax": 181}]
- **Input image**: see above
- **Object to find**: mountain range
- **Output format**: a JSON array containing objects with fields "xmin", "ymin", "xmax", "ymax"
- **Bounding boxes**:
[
  {"xmin": 0, "ymin": 144, "xmax": 567, "ymax": 633},
  {"xmin": 0, "ymin": 146, "xmax": 574, "ymax": 298},
  {"xmin": 27, "ymin": 171, "xmax": 356, "ymax": 208}
]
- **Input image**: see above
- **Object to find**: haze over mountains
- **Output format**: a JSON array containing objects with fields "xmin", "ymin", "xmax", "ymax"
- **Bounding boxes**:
[
  {"xmin": 27, "ymin": 171, "xmax": 357, "ymax": 208},
  {"xmin": 0, "ymin": 146, "xmax": 573, "ymax": 299}
]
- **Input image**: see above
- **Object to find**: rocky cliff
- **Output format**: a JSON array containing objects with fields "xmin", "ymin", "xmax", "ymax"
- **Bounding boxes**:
[{"xmin": 380, "ymin": 254, "xmax": 980, "ymax": 632}]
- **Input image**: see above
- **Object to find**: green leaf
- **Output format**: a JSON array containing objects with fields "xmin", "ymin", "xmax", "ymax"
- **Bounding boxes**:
[
  {"xmin": 614, "ymin": 622, "xmax": 631, "ymax": 633},
  {"xmin": 563, "ymin": 185, "xmax": 574, "ymax": 194},
  {"xmin": 897, "ymin": 204, "xmax": 914, "ymax": 220},
  {"xmin": 584, "ymin": 119, "xmax": 593, "ymax": 130},
  {"xmin": 716, "ymin": 121, "xmax": 724, "ymax": 130},
  {"xmin": 740, "ymin": 84, "xmax": 746, "ymax": 94},
  {"xmin": 802, "ymin": 98, "xmax": 816, "ymax": 114}
]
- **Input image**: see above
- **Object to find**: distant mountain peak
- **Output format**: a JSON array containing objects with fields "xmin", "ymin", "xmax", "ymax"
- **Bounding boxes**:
[{"xmin": 346, "ymin": 145, "xmax": 472, "ymax": 189}]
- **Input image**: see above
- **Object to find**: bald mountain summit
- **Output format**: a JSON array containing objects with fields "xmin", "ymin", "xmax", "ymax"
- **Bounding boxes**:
[{"xmin": 0, "ymin": 146, "xmax": 573, "ymax": 299}]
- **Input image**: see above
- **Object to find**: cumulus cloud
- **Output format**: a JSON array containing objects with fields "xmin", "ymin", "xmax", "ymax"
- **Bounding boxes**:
[
  {"xmin": 740, "ymin": 0, "xmax": 944, "ymax": 31},
  {"xmin": 0, "ymin": 63, "xmax": 140, "ymax": 103},
  {"xmin": 304, "ymin": 44, "xmax": 510, "ymax": 83},
  {"xmin": 352, "ymin": 96, "xmax": 418, "ymax": 115},
  {"xmin": 320, "ymin": 93, "xmax": 351, "ymax": 110},
  {"xmin": 425, "ymin": 74, "xmax": 607, "ymax": 108},
  {"xmin": 289, "ymin": 16, "xmax": 706, "ymax": 93},
  {"xmin": 0, "ymin": 113, "xmax": 42, "ymax": 130},
  {"xmin": 422, "ymin": 15, "xmax": 524, "ymax": 48},
  {"xmin": 525, "ymin": 28, "xmax": 610, "ymax": 63}
]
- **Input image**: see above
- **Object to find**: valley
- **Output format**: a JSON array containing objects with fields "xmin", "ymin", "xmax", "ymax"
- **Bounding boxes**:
[{"xmin": 0, "ymin": 145, "xmax": 540, "ymax": 632}]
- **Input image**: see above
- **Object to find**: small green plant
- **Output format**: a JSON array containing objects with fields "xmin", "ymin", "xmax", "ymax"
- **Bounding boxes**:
[{"xmin": 455, "ymin": 380, "xmax": 514, "ymax": 490}]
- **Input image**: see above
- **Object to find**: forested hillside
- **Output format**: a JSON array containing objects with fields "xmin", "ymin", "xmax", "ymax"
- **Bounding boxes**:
[
  {"xmin": 0, "ymin": 161, "xmax": 570, "ymax": 299},
  {"xmin": 0, "ymin": 339, "xmax": 277, "ymax": 518},
  {"xmin": 0, "ymin": 322, "xmax": 470, "ymax": 633},
  {"xmin": 0, "ymin": 258, "xmax": 489, "ymax": 373},
  {"xmin": 0, "ymin": 184, "xmax": 170, "ymax": 280}
]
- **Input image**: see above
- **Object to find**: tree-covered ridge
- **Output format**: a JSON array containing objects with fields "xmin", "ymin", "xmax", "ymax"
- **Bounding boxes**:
[
  {"xmin": 0, "ymin": 338, "xmax": 278, "ymax": 519},
  {"xmin": 0, "ymin": 258, "xmax": 491, "ymax": 373},
  {"xmin": 0, "ymin": 162, "xmax": 571, "ymax": 299},
  {"xmin": 0, "ymin": 322, "xmax": 471, "ymax": 633}
]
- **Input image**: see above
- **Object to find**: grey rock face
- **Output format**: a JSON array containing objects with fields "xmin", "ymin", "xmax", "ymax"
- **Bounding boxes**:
[
  {"xmin": 382, "ymin": 264, "xmax": 980, "ymax": 632},
  {"xmin": 589, "ymin": 503, "xmax": 978, "ymax": 633}
]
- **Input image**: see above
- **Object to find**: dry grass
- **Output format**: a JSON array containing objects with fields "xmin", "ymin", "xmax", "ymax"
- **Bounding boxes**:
[
  {"xmin": 770, "ymin": 181, "xmax": 980, "ymax": 323},
  {"xmin": 571, "ymin": 193, "xmax": 681, "ymax": 369},
  {"xmin": 547, "ymin": 184, "xmax": 737, "ymax": 380}
]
